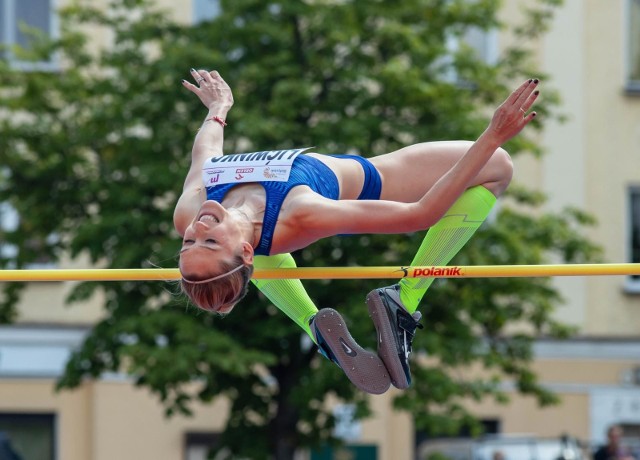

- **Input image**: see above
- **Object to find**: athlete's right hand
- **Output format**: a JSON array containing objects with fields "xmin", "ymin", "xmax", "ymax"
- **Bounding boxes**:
[{"xmin": 182, "ymin": 69, "xmax": 234, "ymax": 112}]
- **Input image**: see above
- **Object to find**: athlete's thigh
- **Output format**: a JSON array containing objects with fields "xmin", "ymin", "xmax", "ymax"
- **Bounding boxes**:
[{"xmin": 369, "ymin": 141, "xmax": 475, "ymax": 202}]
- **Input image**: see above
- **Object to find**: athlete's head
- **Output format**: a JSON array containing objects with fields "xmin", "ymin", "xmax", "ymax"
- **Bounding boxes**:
[{"xmin": 179, "ymin": 200, "xmax": 254, "ymax": 313}]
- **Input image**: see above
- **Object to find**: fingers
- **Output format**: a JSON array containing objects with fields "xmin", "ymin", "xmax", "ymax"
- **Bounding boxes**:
[
  {"xmin": 199, "ymin": 69, "xmax": 217, "ymax": 85},
  {"xmin": 518, "ymin": 79, "xmax": 540, "ymax": 125},
  {"xmin": 520, "ymin": 88, "xmax": 540, "ymax": 114},
  {"xmin": 514, "ymin": 78, "xmax": 539, "ymax": 107},
  {"xmin": 191, "ymin": 68, "xmax": 208, "ymax": 85},
  {"xmin": 522, "ymin": 111, "xmax": 537, "ymax": 125},
  {"xmin": 181, "ymin": 68, "xmax": 205, "ymax": 92},
  {"xmin": 181, "ymin": 78, "xmax": 197, "ymax": 92},
  {"xmin": 504, "ymin": 78, "xmax": 540, "ymax": 127},
  {"xmin": 488, "ymin": 78, "xmax": 541, "ymax": 142},
  {"xmin": 208, "ymin": 70, "xmax": 230, "ymax": 91},
  {"xmin": 182, "ymin": 68, "xmax": 226, "ymax": 89}
]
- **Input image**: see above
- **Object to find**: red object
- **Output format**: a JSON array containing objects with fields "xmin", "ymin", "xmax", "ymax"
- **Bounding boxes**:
[{"xmin": 205, "ymin": 115, "xmax": 227, "ymax": 127}]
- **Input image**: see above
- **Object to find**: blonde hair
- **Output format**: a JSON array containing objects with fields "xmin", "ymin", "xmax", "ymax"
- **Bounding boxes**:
[{"xmin": 180, "ymin": 254, "xmax": 254, "ymax": 314}]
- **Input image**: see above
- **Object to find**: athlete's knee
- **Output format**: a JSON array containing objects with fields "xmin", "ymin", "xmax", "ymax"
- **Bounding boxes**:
[
  {"xmin": 482, "ymin": 147, "xmax": 513, "ymax": 197},
  {"xmin": 492, "ymin": 147, "xmax": 514, "ymax": 185}
]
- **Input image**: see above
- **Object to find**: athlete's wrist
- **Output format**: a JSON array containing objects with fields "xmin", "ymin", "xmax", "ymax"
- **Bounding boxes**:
[
  {"xmin": 477, "ymin": 129, "xmax": 504, "ymax": 150},
  {"xmin": 206, "ymin": 102, "xmax": 232, "ymax": 115},
  {"xmin": 204, "ymin": 115, "xmax": 227, "ymax": 127}
]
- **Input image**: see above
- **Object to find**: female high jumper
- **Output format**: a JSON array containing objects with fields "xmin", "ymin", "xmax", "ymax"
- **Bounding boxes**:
[{"xmin": 174, "ymin": 68, "xmax": 539, "ymax": 394}]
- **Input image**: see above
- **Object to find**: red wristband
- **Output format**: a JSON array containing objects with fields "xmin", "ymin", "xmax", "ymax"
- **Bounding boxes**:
[{"xmin": 205, "ymin": 115, "xmax": 227, "ymax": 127}]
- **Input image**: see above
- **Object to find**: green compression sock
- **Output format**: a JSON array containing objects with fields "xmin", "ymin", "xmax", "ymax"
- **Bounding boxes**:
[
  {"xmin": 251, "ymin": 253, "xmax": 318, "ymax": 342},
  {"xmin": 399, "ymin": 186, "xmax": 497, "ymax": 313}
]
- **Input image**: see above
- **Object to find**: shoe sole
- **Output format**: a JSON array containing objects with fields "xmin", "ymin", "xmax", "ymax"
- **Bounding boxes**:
[
  {"xmin": 366, "ymin": 289, "xmax": 410, "ymax": 389},
  {"xmin": 313, "ymin": 308, "xmax": 391, "ymax": 395}
]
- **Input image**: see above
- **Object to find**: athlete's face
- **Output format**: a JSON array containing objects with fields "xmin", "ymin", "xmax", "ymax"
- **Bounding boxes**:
[{"xmin": 179, "ymin": 201, "xmax": 253, "ymax": 279}]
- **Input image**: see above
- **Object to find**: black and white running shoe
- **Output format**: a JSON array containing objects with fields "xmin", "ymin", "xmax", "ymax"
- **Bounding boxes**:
[
  {"xmin": 366, "ymin": 284, "xmax": 423, "ymax": 389},
  {"xmin": 311, "ymin": 308, "xmax": 391, "ymax": 395}
]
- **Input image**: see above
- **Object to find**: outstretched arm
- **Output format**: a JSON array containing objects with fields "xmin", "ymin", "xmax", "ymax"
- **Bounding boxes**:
[
  {"xmin": 173, "ymin": 69, "xmax": 234, "ymax": 236},
  {"xmin": 409, "ymin": 78, "xmax": 539, "ymax": 227},
  {"xmin": 293, "ymin": 79, "xmax": 540, "ymax": 241}
]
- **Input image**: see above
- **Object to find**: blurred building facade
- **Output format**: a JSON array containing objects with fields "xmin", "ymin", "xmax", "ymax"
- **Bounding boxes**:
[{"xmin": 0, "ymin": 0, "xmax": 639, "ymax": 459}]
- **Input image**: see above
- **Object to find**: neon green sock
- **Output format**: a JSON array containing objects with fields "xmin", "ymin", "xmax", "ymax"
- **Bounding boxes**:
[
  {"xmin": 399, "ymin": 186, "xmax": 497, "ymax": 313},
  {"xmin": 251, "ymin": 253, "xmax": 318, "ymax": 342}
]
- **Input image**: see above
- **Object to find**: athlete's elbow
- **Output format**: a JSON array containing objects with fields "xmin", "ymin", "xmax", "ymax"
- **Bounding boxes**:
[
  {"xmin": 414, "ymin": 216, "xmax": 439, "ymax": 232},
  {"xmin": 394, "ymin": 214, "xmax": 436, "ymax": 234},
  {"xmin": 402, "ymin": 206, "xmax": 440, "ymax": 232}
]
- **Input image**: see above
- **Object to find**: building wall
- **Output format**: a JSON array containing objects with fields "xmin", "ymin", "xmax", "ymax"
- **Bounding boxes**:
[
  {"xmin": 493, "ymin": 0, "xmax": 640, "ymax": 450},
  {"xmin": 472, "ymin": 340, "xmax": 640, "ymax": 445},
  {"xmin": 537, "ymin": 0, "xmax": 590, "ymax": 329},
  {"xmin": 0, "ymin": 376, "xmax": 230, "ymax": 460},
  {"xmin": 536, "ymin": 0, "xmax": 640, "ymax": 335},
  {"xmin": 580, "ymin": 0, "xmax": 640, "ymax": 335}
]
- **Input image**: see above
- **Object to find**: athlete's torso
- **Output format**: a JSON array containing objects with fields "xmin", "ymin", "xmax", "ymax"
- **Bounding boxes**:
[{"xmin": 204, "ymin": 153, "xmax": 367, "ymax": 255}]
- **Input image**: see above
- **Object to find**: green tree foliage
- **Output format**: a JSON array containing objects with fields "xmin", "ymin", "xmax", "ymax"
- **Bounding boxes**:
[{"xmin": 0, "ymin": 0, "xmax": 599, "ymax": 458}]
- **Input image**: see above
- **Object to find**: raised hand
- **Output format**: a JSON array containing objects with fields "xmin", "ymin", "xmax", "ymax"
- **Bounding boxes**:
[
  {"xmin": 182, "ymin": 69, "xmax": 234, "ymax": 112},
  {"xmin": 486, "ymin": 78, "xmax": 540, "ymax": 145}
]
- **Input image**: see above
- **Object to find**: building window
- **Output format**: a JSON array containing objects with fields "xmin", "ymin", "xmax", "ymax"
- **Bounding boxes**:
[
  {"xmin": 192, "ymin": 0, "xmax": 220, "ymax": 24},
  {"xmin": 184, "ymin": 432, "xmax": 221, "ymax": 460},
  {"xmin": 627, "ymin": 0, "xmax": 640, "ymax": 91},
  {"xmin": 628, "ymin": 186, "xmax": 640, "ymax": 292},
  {"xmin": 0, "ymin": 0, "xmax": 57, "ymax": 70},
  {"xmin": 0, "ymin": 413, "xmax": 56, "ymax": 460},
  {"xmin": 0, "ymin": 202, "xmax": 57, "ymax": 270},
  {"xmin": 438, "ymin": 26, "xmax": 498, "ymax": 85},
  {"xmin": 311, "ymin": 445, "xmax": 378, "ymax": 460},
  {"xmin": 462, "ymin": 26, "xmax": 499, "ymax": 66},
  {"xmin": 0, "ymin": 202, "xmax": 18, "ymax": 266}
]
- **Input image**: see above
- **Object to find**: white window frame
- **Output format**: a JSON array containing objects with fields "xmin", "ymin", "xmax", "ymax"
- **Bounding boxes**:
[
  {"xmin": 625, "ymin": 185, "xmax": 640, "ymax": 293},
  {"xmin": 0, "ymin": 0, "xmax": 59, "ymax": 71},
  {"xmin": 626, "ymin": 0, "xmax": 640, "ymax": 92}
]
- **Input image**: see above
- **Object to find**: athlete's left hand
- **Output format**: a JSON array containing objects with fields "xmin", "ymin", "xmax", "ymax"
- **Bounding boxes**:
[{"xmin": 486, "ymin": 78, "xmax": 540, "ymax": 144}]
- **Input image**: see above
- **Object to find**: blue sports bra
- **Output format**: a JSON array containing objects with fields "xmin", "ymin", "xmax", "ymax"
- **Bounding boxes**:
[
  {"xmin": 206, "ymin": 155, "xmax": 339, "ymax": 255},
  {"xmin": 205, "ymin": 154, "xmax": 381, "ymax": 255}
]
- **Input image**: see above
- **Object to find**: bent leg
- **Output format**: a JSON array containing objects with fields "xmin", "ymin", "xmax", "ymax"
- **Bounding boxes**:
[
  {"xmin": 365, "ymin": 140, "xmax": 512, "ymax": 389},
  {"xmin": 366, "ymin": 186, "xmax": 497, "ymax": 389},
  {"xmin": 252, "ymin": 254, "xmax": 391, "ymax": 394},
  {"xmin": 370, "ymin": 140, "xmax": 513, "ymax": 201},
  {"xmin": 398, "ymin": 185, "xmax": 497, "ymax": 311},
  {"xmin": 369, "ymin": 140, "xmax": 512, "ymax": 311}
]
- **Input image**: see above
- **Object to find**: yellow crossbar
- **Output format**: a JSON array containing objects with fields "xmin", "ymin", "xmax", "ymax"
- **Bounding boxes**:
[{"xmin": 0, "ymin": 264, "xmax": 638, "ymax": 282}]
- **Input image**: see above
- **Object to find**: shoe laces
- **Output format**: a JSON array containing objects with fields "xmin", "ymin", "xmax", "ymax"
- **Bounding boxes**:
[{"xmin": 399, "ymin": 310, "xmax": 423, "ymax": 359}]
